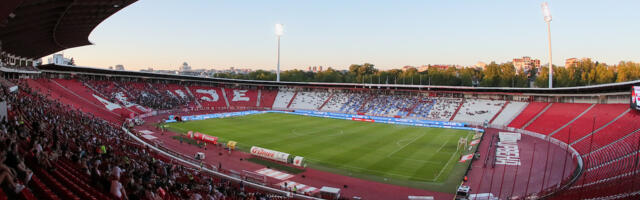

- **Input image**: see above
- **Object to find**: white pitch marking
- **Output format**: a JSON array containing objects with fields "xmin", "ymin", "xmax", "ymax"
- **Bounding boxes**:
[
  {"xmin": 431, "ymin": 132, "xmax": 473, "ymax": 181},
  {"xmin": 387, "ymin": 133, "xmax": 424, "ymax": 157}
]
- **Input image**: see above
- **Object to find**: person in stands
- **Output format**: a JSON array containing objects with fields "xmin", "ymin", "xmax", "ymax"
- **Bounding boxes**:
[{"xmin": 111, "ymin": 175, "xmax": 128, "ymax": 200}]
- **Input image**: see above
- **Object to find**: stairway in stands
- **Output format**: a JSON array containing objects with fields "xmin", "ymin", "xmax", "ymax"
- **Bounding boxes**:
[
  {"xmin": 318, "ymin": 92, "xmax": 335, "ymax": 110},
  {"xmin": 489, "ymin": 101, "xmax": 510, "ymax": 124},
  {"xmin": 357, "ymin": 94, "xmax": 375, "ymax": 113},
  {"xmin": 404, "ymin": 101, "xmax": 421, "ymax": 117},
  {"xmin": 286, "ymin": 90, "xmax": 298, "ymax": 109},
  {"xmin": 449, "ymin": 99, "xmax": 465, "ymax": 121},
  {"xmin": 521, "ymin": 103, "xmax": 553, "ymax": 129}
]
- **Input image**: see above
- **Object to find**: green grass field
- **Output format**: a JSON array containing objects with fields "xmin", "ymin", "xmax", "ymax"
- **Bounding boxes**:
[{"xmin": 165, "ymin": 112, "xmax": 476, "ymax": 193}]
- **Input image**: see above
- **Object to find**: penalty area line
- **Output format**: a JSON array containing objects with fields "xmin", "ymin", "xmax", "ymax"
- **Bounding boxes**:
[
  {"xmin": 431, "ymin": 132, "xmax": 474, "ymax": 181},
  {"xmin": 432, "ymin": 148, "xmax": 458, "ymax": 182},
  {"xmin": 387, "ymin": 133, "xmax": 424, "ymax": 157}
]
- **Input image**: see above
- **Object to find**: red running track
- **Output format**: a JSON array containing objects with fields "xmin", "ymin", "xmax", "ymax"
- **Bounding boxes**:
[{"xmin": 463, "ymin": 128, "xmax": 578, "ymax": 199}]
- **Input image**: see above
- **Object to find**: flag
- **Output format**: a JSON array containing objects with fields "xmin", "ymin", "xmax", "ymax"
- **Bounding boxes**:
[{"xmin": 459, "ymin": 154, "xmax": 473, "ymax": 163}]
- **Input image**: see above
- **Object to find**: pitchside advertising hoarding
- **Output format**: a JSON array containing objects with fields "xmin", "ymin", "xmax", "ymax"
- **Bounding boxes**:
[
  {"xmin": 250, "ymin": 146, "xmax": 305, "ymax": 166},
  {"xmin": 187, "ymin": 131, "xmax": 218, "ymax": 144},
  {"xmin": 632, "ymin": 86, "xmax": 640, "ymax": 110}
]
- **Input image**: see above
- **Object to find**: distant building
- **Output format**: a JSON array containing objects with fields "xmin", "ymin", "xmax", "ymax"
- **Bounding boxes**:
[
  {"xmin": 475, "ymin": 62, "xmax": 487, "ymax": 70},
  {"xmin": 115, "ymin": 64, "xmax": 124, "ymax": 71},
  {"xmin": 155, "ymin": 70, "xmax": 177, "ymax": 75},
  {"xmin": 401, "ymin": 65, "xmax": 415, "ymax": 72},
  {"xmin": 179, "ymin": 62, "xmax": 191, "ymax": 72},
  {"xmin": 417, "ymin": 65, "xmax": 429, "ymax": 72},
  {"xmin": 430, "ymin": 65, "xmax": 451, "ymax": 70},
  {"xmin": 47, "ymin": 54, "xmax": 73, "ymax": 66},
  {"xmin": 565, "ymin": 58, "xmax": 578, "ymax": 67},
  {"xmin": 306, "ymin": 66, "xmax": 324, "ymax": 72},
  {"xmin": 512, "ymin": 56, "xmax": 541, "ymax": 74}
]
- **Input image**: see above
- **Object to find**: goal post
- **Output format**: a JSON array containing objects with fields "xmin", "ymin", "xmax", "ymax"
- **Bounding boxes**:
[{"xmin": 457, "ymin": 137, "xmax": 468, "ymax": 153}]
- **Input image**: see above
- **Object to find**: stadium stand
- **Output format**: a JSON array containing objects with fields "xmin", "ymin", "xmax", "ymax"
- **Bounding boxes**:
[
  {"xmin": 453, "ymin": 99, "xmax": 506, "ymax": 124},
  {"xmin": 289, "ymin": 90, "xmax": 330, "ymax": 110},
  {"xmin": 187, "ymin": 85, "xmax": 227, "ymax": 108},
  {"xmin": 3, "ymin": 73, "xmax": 640, "ymax": 200},
  {"xmin": 550, "ymin": 104, "xmax": 629, "ymax": 143},
  {"xmin": 1, "ymin": 1, "xmax": 639, "ymax": 198},
  {"xmin": 340, "ymin": 92, "xmax": 370, "ymax": 114},
  {"xmin": 272, "ymin": 88, "xmax": 295, "ymax": 109},
  {"xmin": 408, "ymin": 98, "xmax": 437, "ymax": 118},
  {"xmin": 320, "ymin": 91, "xmax": 351, "ymax": 112},
  {"xmin": 525, "ymin": 103, "xmax": 593, "ymax": 134},
  {"xmin": 224, "ymin": 87, "xmax": 259, "ymax": 108},
  {"xmin": 83, "ymin": 79, "xmax": 151, "ymax": 114},
  {"xmin": 360, "ymin": 94, "xmax": 411, "ymax": 116},
  {"xmin": 0, "ymin": 79, "xmax": 292, "ymax": 200},
  {"xmin": 490, "ymin": 101, "xmax": 528, "ymax": 126},
  {"xmin": 427, "ymin": 98, "xmax": 462, "ymax": 121},
  {"xmin": 507, "ymin": 102, "xmax": 550, "ymax": 129},
  {"xmin": 258, "ymin": 88, "xmax": 279, "ymax": 108}
]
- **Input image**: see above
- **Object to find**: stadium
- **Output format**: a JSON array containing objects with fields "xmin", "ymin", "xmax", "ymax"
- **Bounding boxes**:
[{"xmin": 0, "ymin": 1, "xmax": 639, "ymax": 200}]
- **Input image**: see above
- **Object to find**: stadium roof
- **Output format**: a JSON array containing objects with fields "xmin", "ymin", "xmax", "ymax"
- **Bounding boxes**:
[{"xmin": 0, "ymin": 0, "xmax": 137, "ymax": 58}]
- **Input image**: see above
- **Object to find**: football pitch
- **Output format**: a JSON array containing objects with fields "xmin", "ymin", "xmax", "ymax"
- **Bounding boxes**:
[{"xmin": 165, "ymin": 112, "xmax": 476, "ymax": 192}]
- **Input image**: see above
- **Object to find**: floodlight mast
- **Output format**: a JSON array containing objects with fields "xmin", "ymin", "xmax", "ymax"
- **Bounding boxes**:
[
  {"xmin": 275, "ymin": 24, "xmax": 283, "ymax": 82},
  {"xmin": 542, "ymin": 2, "xmax": 553, "ymax": 88}
]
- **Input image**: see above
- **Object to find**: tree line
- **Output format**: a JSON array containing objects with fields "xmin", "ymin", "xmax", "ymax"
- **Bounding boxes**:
[{"xmin": 212, "ymin": 59, "xmax": 640, "ymax": 88}]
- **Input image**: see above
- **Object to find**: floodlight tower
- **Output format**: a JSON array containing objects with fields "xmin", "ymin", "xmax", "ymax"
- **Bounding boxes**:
[
  {"xmin": 541, "ymin": 2, "xmax": 553, "ymax": 88},
  {"xmin": 275, "ymin": 23, "xmax": 284, "ymax": 82}
]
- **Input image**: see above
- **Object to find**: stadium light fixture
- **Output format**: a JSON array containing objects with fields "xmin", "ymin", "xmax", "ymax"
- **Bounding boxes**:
[
  {"xmin": 275, "ymin": 23, "xmax": 284, "ymax": 36},
  {"xmin": 541, "ymin": 2, "xmax": 553, "ymax": 88},
  {"xmin": 275, "ymin": 23, "xmax": 283, "ymax": 82}
]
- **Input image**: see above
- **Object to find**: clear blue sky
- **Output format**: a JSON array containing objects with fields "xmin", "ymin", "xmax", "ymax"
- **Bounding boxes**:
[{"xmin": 57, "ymin": 0, "xmax": 640, "ymax": 71}]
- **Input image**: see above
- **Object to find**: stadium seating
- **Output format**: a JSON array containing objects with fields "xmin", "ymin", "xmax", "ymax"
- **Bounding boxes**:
[
  {"xmin": 550, "ymin": 104, "xmax": 629, "ymax": 143},
  {"xmin": 571, "ymin": 110, "xmax": 638, "ymax": 154},
  {"xmin": 186, "ymin": 85, "xmax": 227, "ymax": 108},
  {"xmin": 491, "ymin": 101, "xmax": 528, "ymax": 126},
  {"xmin": 83, "ymin": 80, "xmax": 150, "ymax": 114},
  {"xmin": 321, "ymin": 92, "xmax": 350, "ymax": 112},
  {"xmin": 453, "ymin": 99, "xmax": 506, "ymax": 124},
  {"xmin": 259, "ymin": 88, "xmax": 279, "ymax": 108},
  {"xmin": 408, "ymin": 98, "xmax": 437, "ymax": 118},
  {"xmin": 289, "ymin": 90, "xmax": 330, "ymax": 110},
  {"xmin": 273, "ymin": 88, "xmax": 295, "ymax": 109},
  {"xmin": 360, "ymin": 94, "xmax": 413, "ymax": 116},
  {"xmin": 525, "ymin": 103, "xmax": 593, "ymax": 134},
  {"xmin": 340, "ymin": 93, "xmax": 370, "ymax": 114},
  {"xmin": 224, "ymin": 87, "xmax": 260, "ymax": 108},
  {"xmin": 6, "ymin": 76, "xmax": 640, "ymax": 200},
  {"xmin": 507, "ymin": 102, "xmax": 550, "ymax": 128},
  {"xmin": 24, "ymin": 79, "xmax": 124, "ymax": 123},
  {"xmin": 0, "ymin": 79, "xmax": 295, "ymax": 200},
  {"xmin": 427, "ymin": 98, "xmax": 462, "ymax": 121}
]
